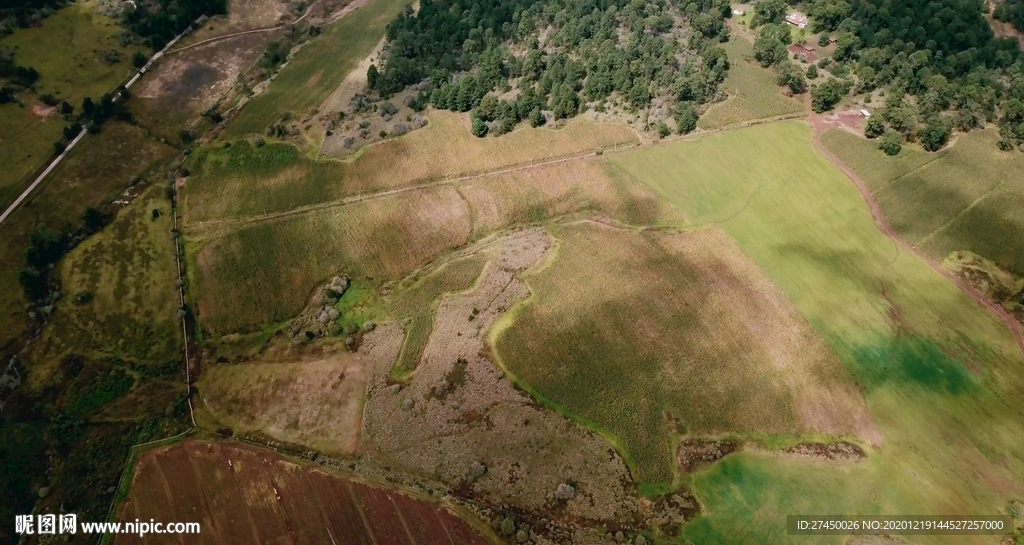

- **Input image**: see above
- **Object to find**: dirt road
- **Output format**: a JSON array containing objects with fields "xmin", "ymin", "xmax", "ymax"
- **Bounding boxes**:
[{"xmin": 808, "ymin": 111, "xmax": 1024, "ymax": 358}]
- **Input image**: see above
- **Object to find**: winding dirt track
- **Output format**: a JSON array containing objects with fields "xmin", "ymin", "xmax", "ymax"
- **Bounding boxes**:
[{"xmin": 807, "ymin": 112, "xmax": 1024, "ymax": 358}]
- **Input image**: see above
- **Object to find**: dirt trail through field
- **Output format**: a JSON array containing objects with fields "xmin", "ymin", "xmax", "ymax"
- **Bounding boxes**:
[{"xmin": 807, "ymin": 110, "xmax": 1024, "ymax": 358}]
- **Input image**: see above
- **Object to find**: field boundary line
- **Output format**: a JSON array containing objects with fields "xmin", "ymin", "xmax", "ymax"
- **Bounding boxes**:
[{"xmin": 809, "ymin": 113, "xmax": 1024, "ymax": 359}]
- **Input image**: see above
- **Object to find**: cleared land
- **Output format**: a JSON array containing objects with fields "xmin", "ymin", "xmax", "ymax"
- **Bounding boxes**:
[
  {"xmin": 696, "ymin": 35, "xmax": 803, "ymax": 130},
  {"xmin": 225, "ymin": 0, "xmax": 414, "ymax": 137},
  {"xmin": 493, "ymin": 222, "xmax": 876, "ymax": 483},
  {"xmin": 0, "ymin": 122, "xmax": 175, "ymax": 349},
  {"xmin": 823, "ymin": 128, "xmax": 1024, "ymax": 276},
  {"xmin": 199, "ymin": 348, "xmax": 368, "ymax": 454},
  {"xmin": 183, "ymin": 111, "xmax": 639, "ymax": 223},
  {"xmin": 114, "ymin": 440, "xmax": 499, "ymax": 545},
  {"xmin": 610, "ymin": 121, "xmax": 1024, "ymax": 544},
  {"xmin": 0, "ymin": 0, "xmax": 143, "ymax": 205},
  {"xmin": 187, "ymin": 155, "xmax": 678, "ymax": 335}
]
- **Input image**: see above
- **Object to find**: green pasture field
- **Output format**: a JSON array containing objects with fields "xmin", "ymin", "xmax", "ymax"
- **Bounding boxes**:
[
  {"xmin": 697, "ymin": 35, "xmax": 803, "ymax": 130},
  {"xmin": 0, "ymin": 122, "xmax": 174, "ymax": 352},
  {"xmin": 0, "ymin": 0, "xmax": 143, "ymax": 206},
  {"xmin": 606, "ymin": 120, "xmax": 1024, "ymax": 544},
  {"xmin": 22, "ymin": 182, "xmax": 182, "ymax": 390},
  {"xmin": 492, "ymin": 221, "xmax": 874, "ymax": 484},
  {"xmin": 823, "ymin": 128, "xmax": 1024, "ymax": 276},
  {"xmin": 225, "ymin": 0, "xmax": 414, "ymax": 137}
]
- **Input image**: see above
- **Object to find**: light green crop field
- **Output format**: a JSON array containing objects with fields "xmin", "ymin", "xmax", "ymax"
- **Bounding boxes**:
[
  {"xmin": 0, "ymin": 0, "xmax": 143, "ymax": 205},
  {"xmin": 225, "ymin": 0, "xmax": 414, "ymax": 137},
  {"xmin": 22, "ymin": 183, "xmax": 182, "ymax": 391},
  {"xmin": 492, "ymin": 222, "xmax": 876, "ymax": 483},
  {"xmin": 608, "ymin": 121, "xmax": 1024, "ymax": 544},
  {"xmin": 823, "ymin": 128, "xmax": 1024, "ymax": 276},
  {"xmin": 697, "ymin": 36, "xmax": 803, "ymax": 130}
]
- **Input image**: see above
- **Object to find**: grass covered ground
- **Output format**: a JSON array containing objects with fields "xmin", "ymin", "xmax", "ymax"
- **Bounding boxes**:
[
  {"xmin": 492, "ymin": 222, "xmax": 876, "ymax": 483},
  {"xmin": 696, "ymin": 36, "xmax": 803, "ymax": 130},
  {"xmin": 823, "ymin": 128, "xmax": 1024, "ymax": 276},
  {"xmin": 22, "ymin": 183, "xmax": 182, "ymax": 391},
  {"xmin": 184, "ymin": 111, "xmax": 638, "ymax": 223},
  {"xmin": 608, "ymin": 121, "xmax": 1024, "ymax": 544},
  {"xmin": 0, "ymin": 0, "xmax": 144, "ymax": 206},
  {"xmin": 186, "ymin": 154, "xmax": 674, "ymax": 335},
  {"xmin": 225, "ymin": 0, "xmax": 414, "ymax": 137},
  {"xmin": 0, "ymin": 122, "xmax": 175, "ymax": 349}
]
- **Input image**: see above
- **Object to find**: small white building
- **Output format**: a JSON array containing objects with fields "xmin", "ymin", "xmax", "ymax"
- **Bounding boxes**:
[
  {"xmin": 785, "ymin": 12, "xmax": 809, "ymax": 28},
  {"xmin": 733, "ymin": 8, "xmax": 745, "ymax": 15},
  {"xmin": 860, "ymin": 109, "xmax": 872, "ymax": 118}
]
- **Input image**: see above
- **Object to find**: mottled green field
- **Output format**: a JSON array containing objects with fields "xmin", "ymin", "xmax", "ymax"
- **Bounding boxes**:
[
  {"xmin": 823, "ymin": 128, "xmax": 1024, "ymax": 276},
  {"xmin": 606, "ymin": 121, "xmax": 1024, "ymax": 544},
  {"xmin": 697, "ymin": 36, "xmax": 804, "ymax": 130}
]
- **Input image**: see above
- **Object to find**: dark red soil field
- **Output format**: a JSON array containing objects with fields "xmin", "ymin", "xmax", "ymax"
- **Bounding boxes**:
[{"xmin": 113, "ymin": 440, "xmax": 500, "ymax": 545}]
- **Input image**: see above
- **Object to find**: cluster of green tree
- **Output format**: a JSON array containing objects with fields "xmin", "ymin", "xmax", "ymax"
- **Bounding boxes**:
[
  {"xmin": 369, "ymin": 0, "xmax": 731, "ymax": 135},
  {"xmin": 994, "ymin": 0, "xmax": 1024, "ymax": 32},
  {"xmin": 0, "ymin": 47, "xmax": 39, "ymax": 103},
  {"xmin": 0, "ymin": 0, "xmax": 65, "ymax": 38},
  {"xmin": 753, "ymin": 0, "xmax": 1024, "ymax": 150},
  {"xmin": 18, "ymin": 207, "xmax": 111, "ymax": 302},
  {"xmin": 120, "ymin": 0, "xmax": 226, "ymax": 49}
]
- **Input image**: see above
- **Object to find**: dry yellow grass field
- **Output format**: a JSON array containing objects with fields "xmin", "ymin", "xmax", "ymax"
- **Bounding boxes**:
[
  {"xmin": 493, "ymin": 222, "xmax": 877, "ymax": 482},
  {"xmin": 182, "ymin": 111, "xmax": 640, "ymax": 222},
  {"xmin": 200, "ymin": 351, "xmax": 368, "ymax": 454},
  {"xmin": 188, "ymin": 155, "xmax": 679, "ymax": 334}
]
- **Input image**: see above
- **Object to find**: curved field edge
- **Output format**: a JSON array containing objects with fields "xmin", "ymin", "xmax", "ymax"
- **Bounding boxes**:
[
  {"xmin": 110, "ymin": 439, "xmax": 503, "ymax": 545},
  {"xmin": 607, "ymin": 120, "xmax": 1024, "ymax": 544}
]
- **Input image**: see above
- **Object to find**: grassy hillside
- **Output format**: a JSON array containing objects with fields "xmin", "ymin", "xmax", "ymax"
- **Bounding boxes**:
[
  {"xmin": 185, "ymin": 112, "xmax": 638, "ymax": 223},
  {"xmin": 610, "ymin": 121, "xmax": 1024, "ymax": 544},
  {"xmin": 696, "ymin": 36, "xmax": 803, "ymax": 130},
  {"xmin": 823, "ymin": 128, "xmax": 1024, "ymax": 276},
  {"xmin": 225, "ymin": 0, "xmax": 414, "ymax": 137},
  {"xmin": 492, "ymin": 222, "xmax": 875, "ymax": 483}
]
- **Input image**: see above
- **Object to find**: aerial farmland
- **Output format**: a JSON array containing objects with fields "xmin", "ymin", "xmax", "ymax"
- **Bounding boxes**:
[{"xmin": 2, "ymin": 0, "xmax": 1024, "ymax": 543}]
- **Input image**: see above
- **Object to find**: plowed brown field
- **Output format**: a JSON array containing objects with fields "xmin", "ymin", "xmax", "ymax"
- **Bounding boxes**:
[{"xmin": 114, "ymin": 440, "xmax": 499, "ymax": 545}]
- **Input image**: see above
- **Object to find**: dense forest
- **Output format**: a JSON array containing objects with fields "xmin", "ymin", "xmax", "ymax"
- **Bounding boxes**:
[
  {"xmin": 370, "ymin": 0, "xmax": 731, "ymax": 134},
  {"xmin": 994, "ymin": 0, "xmax": 1024, "ymax": 32},
  {"xmin": 751, "ymin": 0, "xmax": 1024, "ymax": 151}
]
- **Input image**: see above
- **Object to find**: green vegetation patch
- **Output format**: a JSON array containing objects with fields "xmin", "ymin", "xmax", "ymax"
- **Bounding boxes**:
[
  {"xmin": 823, "ymin": 128, "xmax": 1024, "ymax": 275},
  {"xmin": 493, "ymin": 222, "xmax": 871, "ymax": 483},
  {"xmin": 697, "ymin": 35, "xmax": 803, "ymax": 130},
  {"xmin": 226, "ymin": 0, "xmax": 414, "ymax": 136},
  {"xmin": 63, "ymin": 367, "xmax": 136, "ymax": 417},
  {"xmin": 609, "ymin": 121, "xmax": 1024, "ymax": 542}
]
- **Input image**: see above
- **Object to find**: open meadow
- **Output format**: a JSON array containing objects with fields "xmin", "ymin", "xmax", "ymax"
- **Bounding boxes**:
[
  {"xmin": 696, "ymin": 35, "xmax": 803, "ymax": 130},
  {"xmin": 492, "ymin": 222, "xmax": 877, "ymax": 484},
  {"xmin": 0, "ymin": 0, "xmax": 143, "ymax": 206},
  {"xmin": 0, "ymin": 122, "xmax": 174, "ymax": 349},
  {"xmin": 183, "ymin": 111, "xmax": 639, "ymax": 223},
  {"xmin": 224, "ymin": 0, "xmax": 414, "ymax": 137},
  {"xmin": 823, "ymin": 128, "xmax": 1024, "ymax": 276},
  {"xmin": 608, "ymin": 121, "xmax": 1024, "ymax": 543},
  {"xmin": 186, "ymin": 153, "xmax": 674, "ymax": 335},
  {"xmin": 115, "ymin": 440, "xmax": 500, "ymax": 545}
]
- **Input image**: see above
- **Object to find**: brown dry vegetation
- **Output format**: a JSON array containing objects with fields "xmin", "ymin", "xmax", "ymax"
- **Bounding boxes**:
[
  {"xmin": 494, "ymin": 222, "xmax": 878, "ymax": 482},
  {"xmin": 360, "ymin": 230, "xmax": 673, "ymax": 529},
  {"xmin": 114, "ymin": 440, "xmax": 499, "ymax": 545},
  {"xmin": 199, "ymin": 348, "xmax": 368, "ymax": 454},
  {"xmin": 182, "ymin": 111, "xmax": 640, "ymax": 223},
  {"xmin": 132, "ymin": 34, "xmax": 267, "ymax": 134},
  {"xmin": 188, "ymin": 156, "xmax": 679, "ymax": 335}
]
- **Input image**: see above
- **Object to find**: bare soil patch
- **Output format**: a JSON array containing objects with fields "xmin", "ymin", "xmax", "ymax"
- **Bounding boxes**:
[
  {"xmin": 677, "ymin": 438, "xmax": 740, "ymax": 473},
  {"xmin": 114, "ymin": 440, "xmax": 499, "ymax": 545}
]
